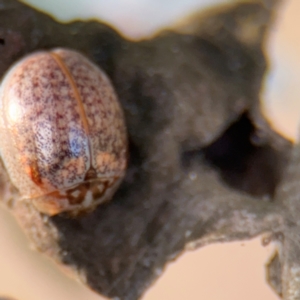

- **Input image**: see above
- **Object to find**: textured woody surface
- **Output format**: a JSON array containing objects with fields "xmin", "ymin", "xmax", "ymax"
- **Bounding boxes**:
[{"xmin": 0, "ymin": 0, "xmax": 298, "ymax": 299}]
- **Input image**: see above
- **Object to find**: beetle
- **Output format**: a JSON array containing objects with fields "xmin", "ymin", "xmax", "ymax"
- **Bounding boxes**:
[{"xmin": 0, "ymin": 48, "xmax": 127, "ymax": 216}]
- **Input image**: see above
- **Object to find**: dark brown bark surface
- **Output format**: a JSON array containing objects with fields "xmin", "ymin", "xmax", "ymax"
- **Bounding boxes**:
[{"xmin": 0, "ymin": 0, "xmax": 297, "ymax": 299}]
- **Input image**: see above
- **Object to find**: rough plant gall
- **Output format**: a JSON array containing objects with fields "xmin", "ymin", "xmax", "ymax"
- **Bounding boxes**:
[{"xmin": 0, "ymin": 48, "xmax": 127, "ymax": 216}]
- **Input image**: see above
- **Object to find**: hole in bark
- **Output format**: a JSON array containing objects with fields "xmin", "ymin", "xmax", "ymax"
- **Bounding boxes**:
[
  {"xmin": 182, "ymin": 112, "xmax": 284, "ymax": 198},
  {"xmin": 203, "ymin": 112, "xmax": 255, "ymax": 171},
  {"xmin": 0, "ymin": 38, "xmax": 5, "ymax": 45}
]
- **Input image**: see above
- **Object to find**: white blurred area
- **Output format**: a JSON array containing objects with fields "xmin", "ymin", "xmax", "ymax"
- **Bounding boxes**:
[
  {"xmin": 0, "ymin": 0, "xmax": 297, "ymax": 299},
  {"xmin": 263, "ymin": 0, "xmax": 300, "ymax": 142},
  {"xmin": 21, "ymin": 0, "xmax": 230, "ymax": 38}
]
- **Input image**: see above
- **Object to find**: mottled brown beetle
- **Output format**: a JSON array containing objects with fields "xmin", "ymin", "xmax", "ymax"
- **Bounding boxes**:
[{"xmin": 0, "ymin": 48, "xmax": 127, "ymax": 216}]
